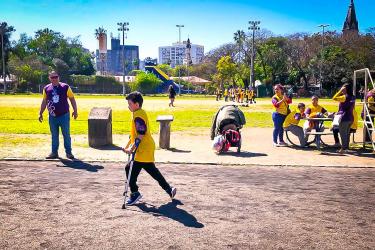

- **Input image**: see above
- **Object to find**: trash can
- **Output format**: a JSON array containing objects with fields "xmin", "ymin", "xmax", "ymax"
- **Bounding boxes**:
[
  {"xmin": 156, "ymin": 115, "xmax": 174, "ymax": 149},
  {"xmin": 88, "ymin": 107, "xmax": 112, "ymax": 147}
]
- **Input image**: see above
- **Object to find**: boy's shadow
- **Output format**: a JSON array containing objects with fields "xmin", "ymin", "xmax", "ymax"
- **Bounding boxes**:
[
  {"xmin": 58, "ymin": 159, "xmax": 104, "ymax": 172},
  {"xmin": 135, "ymin": 199, "xmax": 204, "ymax": 228}
]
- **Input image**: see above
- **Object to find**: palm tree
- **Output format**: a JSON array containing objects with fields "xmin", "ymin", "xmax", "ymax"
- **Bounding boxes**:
[
  {"xmin": 35, "ymin": 28, "xmax": 60, "ymax": 38},
  {"xmin": 233, "ymin": 30, "xmax": 246, "ymax": 64},
  {"xmin": 95, "ymin": 27, "xmax": 107, "ymax": 75},
  {"xmin": 95, "ymin": 27, "xmax": 107, "ymax": 39}
]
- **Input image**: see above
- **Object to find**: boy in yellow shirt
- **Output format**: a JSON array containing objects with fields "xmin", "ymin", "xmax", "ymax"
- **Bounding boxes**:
[
  {"xmin": 123, "ymin": 91, "xmax": 176, "ymax": 205},
  {"xmin": 283, "ymin": 103, "xmax": 307, "ymax": 147}
]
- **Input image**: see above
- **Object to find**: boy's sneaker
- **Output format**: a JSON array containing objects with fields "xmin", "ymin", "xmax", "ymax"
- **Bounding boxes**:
[
  {"xmin": 126, "ymin": 192, "xmax": 142, "ymax": 206},
  {"xmin": 46, "ymin": 152, "xmax": 59, "ymax": 159},
  {"xmin": 169, "ymin": 187, "xmax": 177, "ymax": 199}
]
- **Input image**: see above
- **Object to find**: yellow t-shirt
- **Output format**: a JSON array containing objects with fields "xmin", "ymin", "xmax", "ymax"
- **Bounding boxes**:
[
  {"xmin": 368, "ymin": 95, "xmax": 375, "ymax": 113},
  {"xmin": 306, "ymin": 104, "xmax": 326, "ymax": 117},
  {"xmin": 272, "ymin": 94, "xmax": 289, "ymax": 115},
  {"xmin": 283, "ymin": 109, "xmax": 303, "ymax": 128},
  {"xmin": 130, "ymin": 109, "xmax": 155, "ymax": 162},
  {"xmin": 351, "ymin": 108, "xmax": 358, "ymax": 130}
]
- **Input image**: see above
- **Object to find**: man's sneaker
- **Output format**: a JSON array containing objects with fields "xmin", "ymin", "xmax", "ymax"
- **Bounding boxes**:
[
  {"xmin": 66, "ymin": 153, "xmax": 75, "ymax": 159},
  {"xmin": 126, "ymin": 192, "xmax": 142, "ymax": 206},
  {"xmin": 169, "ymin": 187, "xmax": 177, "ymax": 199},
  {"xmin": 273, "ymin": 142, "xmax": 279, "ymax": 147},
  {"xmin": 46, "ymin": 153, "xmax": 59, "ymax": 159},
  {"xmin": 278, "ymin": 141, "xmax": 288, "ymax": 146}
]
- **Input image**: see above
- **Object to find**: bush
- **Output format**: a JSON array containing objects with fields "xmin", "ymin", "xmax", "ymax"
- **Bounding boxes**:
[{"xmin": 131, "ymin": 72, "xmax": 162, "ymax": 94}]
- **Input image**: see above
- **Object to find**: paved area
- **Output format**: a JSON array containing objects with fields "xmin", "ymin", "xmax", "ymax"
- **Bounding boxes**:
[
  {"xmin": 1, "ymin": 161, "xmax": 375, "ymax": 249},
  {"xmin": 1, "ymin": 128, "xmax": 374, "ymax": 167}
]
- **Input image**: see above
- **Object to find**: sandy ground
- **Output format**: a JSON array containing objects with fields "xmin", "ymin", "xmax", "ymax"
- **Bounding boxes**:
[
  {"xmin": 2, "ymin": 128, "xmax": 374, "ymax": 167},
  {"xmin": 1, "ymin": 161, "xmax": 375, "ymax": 249}
]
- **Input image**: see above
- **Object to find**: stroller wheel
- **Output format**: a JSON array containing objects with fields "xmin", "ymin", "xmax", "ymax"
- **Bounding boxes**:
[{"xmin": 237, "ymin": 137, "xmax": 242, "ymax": 153}]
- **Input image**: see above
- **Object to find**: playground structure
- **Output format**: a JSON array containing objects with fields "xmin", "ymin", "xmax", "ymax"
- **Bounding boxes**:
[
  {"xmin": 353, "ymin": 68, "xmax": 375, "ymax": 151},
  {"xmin": 145, "ymin": 66, "xmax": 180, "ymax": 93}
]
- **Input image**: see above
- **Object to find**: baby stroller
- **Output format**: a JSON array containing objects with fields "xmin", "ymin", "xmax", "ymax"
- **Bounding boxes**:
[{"xmin": 210, "ymin": 105, "xmax": 246, "ymax": 153}]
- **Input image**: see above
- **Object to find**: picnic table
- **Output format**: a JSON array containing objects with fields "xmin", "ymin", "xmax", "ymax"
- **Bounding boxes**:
[{"xmin": 304, "ymin": 117, "xmax": 333, "ymax": 149}]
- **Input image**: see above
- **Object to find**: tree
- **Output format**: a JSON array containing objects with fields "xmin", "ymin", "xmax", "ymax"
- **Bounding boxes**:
[
  {"xmin": 8, "ymin": 53, "xmax": 47, "ymax": 92},
  {"xmin": 257, "ymin": 37, "xmax": 288, "ymax": 83},
  {"xmin": 215, "ymin": 56, "xmax": 237, "ymax": 87},
  {"xmin": 233, "ymin": 30, "xmax": 246, "ymax": 63},
  {"xmin": 28, "ymin": 28, "xmax": 95, "ymax": 76},
  {"xmin": 157, "ymin": 64, "xmax": 173, "ymax": 76},
  {"xmin": 131, "ymin": 72, "xmax": 162, "ymax": 94},
  {"xmin": 11, "ymin": 33, "xmax": 32, "ymax": 60},
  {"xmin": 0, "ymin": 22, "xmax": 16, "ymax": 79},
  {"xmin": 95, "ymin": 27, "xmax": 107, "ymax": 40},
  {"xmin": 284, "ymin": 33, "xmax": 313, "ymax": 89}
]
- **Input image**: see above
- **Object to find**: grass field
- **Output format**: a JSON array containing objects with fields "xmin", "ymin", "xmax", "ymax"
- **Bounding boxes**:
[
  {"xmin": 0, "ymin": 94, "xmax": 368, "ymax": 150},
  {"xmin": 0, "ymin": 95, "xmax": 361, "ymax": 134},
  {"xmin": 0, "ymin": 94, "xmax": 364, "ymax": 138}
]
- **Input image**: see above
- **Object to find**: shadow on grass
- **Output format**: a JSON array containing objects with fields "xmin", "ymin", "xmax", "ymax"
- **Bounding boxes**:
[
  {"xmin": 58, "ymin": 159, "xmax": 104, "ymax": 172},
  {"xmin": 135, "ymin": 199, "xmax": 204, "ymax": 228}
]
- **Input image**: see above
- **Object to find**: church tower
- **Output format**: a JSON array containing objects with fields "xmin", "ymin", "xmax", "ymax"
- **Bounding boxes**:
[
  {"xmin": 185, "ymin": 38, "xmax": 192, "ymax": 66},
  {"xmin": 342, "ymin": 0, "xmax": 359, "ymax": 38}
]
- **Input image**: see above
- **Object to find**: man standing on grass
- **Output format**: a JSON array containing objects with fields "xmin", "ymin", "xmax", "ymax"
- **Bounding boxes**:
[{"xmin": 38, "ymin": 71, "xmax": 78, "ymax": 159}]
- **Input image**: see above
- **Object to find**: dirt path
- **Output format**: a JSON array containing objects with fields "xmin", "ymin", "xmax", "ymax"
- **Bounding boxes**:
[
  {"xmin": 1, "ymin": 161, "xmax": 375, "ymax": 249},
  {"xmin": 2, "ymin": 128, "xmax": 374, "ymax": 167}
]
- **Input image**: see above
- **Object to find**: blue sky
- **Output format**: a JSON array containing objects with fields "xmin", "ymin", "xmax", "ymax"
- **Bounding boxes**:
[{"xmin": 2, "ymin": 0, "xmax": 373, "ymax": 59}]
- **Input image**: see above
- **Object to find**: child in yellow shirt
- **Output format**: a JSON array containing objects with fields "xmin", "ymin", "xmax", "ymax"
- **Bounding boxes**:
[{"xmin": 123, "ymin": 91, "xmax": 177, "ymax": 205}]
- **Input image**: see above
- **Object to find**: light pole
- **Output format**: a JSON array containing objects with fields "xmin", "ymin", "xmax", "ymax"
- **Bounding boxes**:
[
  {"xmin": 0, "ymin": 24, "xmax": 6, "ymax": 94},
  {"xmin": 118, "ymin": 22, "xmax": 129, "ymax": 95},
  {"xmin": 176, "ymin": 24, "xmax": 184, "ymax": 44},
  {"xmin": 176, "ymin": 52, "xmax": 182, "ymax": 95},
  {"xmin": 248, "ymin": 21, "xmax": 260, "ymax": 89},
  {"xmin": 318, "ymin": 24, "xmax": 329, "ymax": 95}
]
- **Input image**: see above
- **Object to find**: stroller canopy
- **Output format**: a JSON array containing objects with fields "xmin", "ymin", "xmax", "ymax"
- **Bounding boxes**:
[{"xmin": 210, "ymin": 105, "xmax": 246, "ymax": 140}]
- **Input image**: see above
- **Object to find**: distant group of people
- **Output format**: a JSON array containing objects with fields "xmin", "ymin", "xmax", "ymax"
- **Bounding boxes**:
[
  {"xmin": 216, "ymin": 86, "xmax": 256, "ymax": 104},
  {"xmin": 271, "ymin": 82, "xmax": 367, "ymax": 154}
]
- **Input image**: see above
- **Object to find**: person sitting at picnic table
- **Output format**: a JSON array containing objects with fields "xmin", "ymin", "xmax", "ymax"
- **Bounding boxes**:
[
  {"xmin": 272, "ymin": 84, "xmax": 292, "ymax": 147},
  {"xmin": 304, "ymin": 95, "xmax": 329, "ymax": 132},
  {"xmin": 283, "ymin": 103, "xmax": 307, "ymax": 147},
  {"xmin": 332, "ymin": 83, "xmax": 356, "ymax": 153}
]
